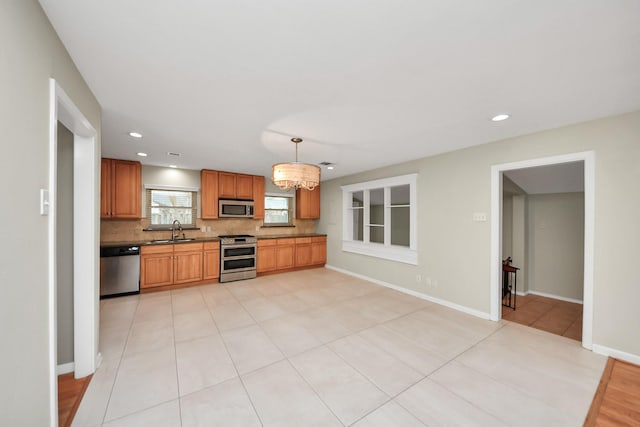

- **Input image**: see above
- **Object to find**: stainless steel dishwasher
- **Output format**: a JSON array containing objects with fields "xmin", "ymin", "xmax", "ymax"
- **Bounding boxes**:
[{"xmin": 100, "ymin": 245, "xmax": 141, "ymax": 298}]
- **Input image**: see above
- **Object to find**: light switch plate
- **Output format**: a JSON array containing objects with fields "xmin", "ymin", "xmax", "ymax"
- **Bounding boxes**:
[{"xmin": 40, "ymin": 189, "xmax": 50, "ymax": 215}]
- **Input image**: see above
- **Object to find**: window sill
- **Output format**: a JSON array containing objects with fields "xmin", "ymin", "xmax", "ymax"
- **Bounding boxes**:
[{"xmin": 342, "ymin": 240, "xmax": 418, "ymax": 265}]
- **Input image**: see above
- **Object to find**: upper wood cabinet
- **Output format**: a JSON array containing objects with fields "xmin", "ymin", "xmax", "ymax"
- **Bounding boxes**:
[
  {"xmin": 236, "ymin": 174, "xmax": 254, "ymax": 200},
  {"xmin": 296, "ymin": 185, "xmax": 320, "ymax": 219},
  {"xmin": 101, "ymin": 158, "xmax": 141, "ymax": 218},
  {"xmin": 218, "ymin": 172, "xmax": 254, "ymax": 200},
  {"xmin": 253, "ymin": 176, "xmax": 265, "ymax": 219},
  {"xmin": 218, "ymin": 172, "xmax": 237, "ymax": 199},
  {"xmin": 201, "ymin": 169, "xmax": 219, "ymax": 219}
]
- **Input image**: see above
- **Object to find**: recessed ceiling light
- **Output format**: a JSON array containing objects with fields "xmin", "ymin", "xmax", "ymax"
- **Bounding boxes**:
[
  {"xmin": 327, "ymin": 166, "xmax": 335, "ymax": 170},
  {"xmin": 491, "ymin": 114, "xmax": 510, "ymax": 122},
  {"xmin": 128, "ymin": 132, "xmax": 143, "ymax": 138},
  {"xmin": 136, "ymin": 152, "xmax": 147, "ymax": 157},
  {"xmin": 169, "ymin": 165, "xmax": 177, "ymax": 168}
]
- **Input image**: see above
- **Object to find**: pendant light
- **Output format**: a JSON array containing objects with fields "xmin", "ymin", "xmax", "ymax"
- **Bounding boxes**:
[{"xmin": 272, "ymin": 137, "xmax": 320, "ymax": 191}]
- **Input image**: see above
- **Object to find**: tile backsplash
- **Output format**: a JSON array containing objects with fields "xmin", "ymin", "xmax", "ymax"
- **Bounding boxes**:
[{"xmin": 100, "ymin": 218, "xmax": 318, "ymax": 243}]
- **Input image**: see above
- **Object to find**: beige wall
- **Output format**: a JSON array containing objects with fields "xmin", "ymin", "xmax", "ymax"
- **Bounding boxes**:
[
  {"xmin": 512, "ymin": 195, "xmax": 527, "ymax": 292},
  {"xmin": 0, "ymin": 1, "xmax": 101, "ymax": 424},
  {"xmin": 502, "ymin": 195, "xmax": 513, "ymax": 260},
  {"xmin": 318, "ymin": 110, "xmax": 640, "ymax": 358},
  {"xmin": 527, "ymin": 192, "xmax": 584, "ymax": 300},
  {"xmin": 56, "ymin": 123, "xmax": 74, "ymax": 365}
]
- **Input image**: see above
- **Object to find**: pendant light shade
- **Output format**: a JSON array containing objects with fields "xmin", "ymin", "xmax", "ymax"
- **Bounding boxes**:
[{"xmin": 272, "ymin": 138, "xmax": 320, "ymax": 191}]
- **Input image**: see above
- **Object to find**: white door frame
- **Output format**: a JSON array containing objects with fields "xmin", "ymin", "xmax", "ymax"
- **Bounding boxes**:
[
  {"xmin": 490, "ymin": 151, "xmax": 595, "ymax": 350},
  {"xmin": 48, "ymin": 79, "xmax": 99, "ymax": 425}
]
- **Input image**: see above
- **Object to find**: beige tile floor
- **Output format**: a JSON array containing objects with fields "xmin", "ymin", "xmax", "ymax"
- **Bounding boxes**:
[{"xmin": 73, "ymin": 268, "xmax": 606, "ymax": 426}]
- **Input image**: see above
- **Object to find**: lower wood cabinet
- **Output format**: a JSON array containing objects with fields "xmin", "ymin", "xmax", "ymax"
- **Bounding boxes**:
[
  {"xmin": 140, "ymin": 245, "xmax": 174, "ymax": 289},
  {"xmin": 141, "ymin": 242, "xmax": 206, "ymax": 289},
  {"xmin": 174, "ymin": 243, "xmax": 204, "ymax": 284},
  {"xmin": 295, "ymin": 237, "xmax": 313, "ymax": 267},
  {"xmin": 257, "ymin": 236, "xmax": 326, "ymax": 274},
  {"xmin": 311, "ymin": 236, "xmax": 327, "ymax": 265},
  {"xmin": 276, "ymin": 238, "xmax": 296, "ymax": 270},
  {"xmin": 203, "ymin": 241, "xmax": 221, "ymax": 280},
  {"xmin": 257, "ymin": 240, "xmax": 277, "ymax": 273}
]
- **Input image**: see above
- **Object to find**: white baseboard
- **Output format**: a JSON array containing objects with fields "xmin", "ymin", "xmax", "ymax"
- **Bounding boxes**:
[
  {"xmin": 527, "ymin": 290, "xmax": 583, "ymax": 304},
  {"xmin": 592, "ymin": 344, "xmax": 640, "ymax": 365},
  {"xmin": 325, "ymin": 264, "xmax": 491, "ymax": 320},
  {"xmin": 56, "ymin": 362, "xmax": 74, "ymax": 375},
  {"xmin": 96, "ymin": 352, "xmax": 103, "ymax": 370}
]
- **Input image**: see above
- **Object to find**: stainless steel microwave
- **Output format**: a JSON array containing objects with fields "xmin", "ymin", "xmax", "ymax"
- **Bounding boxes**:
[{"xmin": 219, "ymin": 199, "xmax": 254, "ymax": 218}]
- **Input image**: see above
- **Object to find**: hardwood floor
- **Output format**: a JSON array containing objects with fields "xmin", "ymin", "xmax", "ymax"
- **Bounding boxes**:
[
  {"xmin": 585, "ymin": 357, "xmax": 640, "ymax": 426},
  {"xmin": 58, "ymin": 372, "xmax": 92, "ymax": 427},
  {"xmin": 502, "ymin": 293, "xmax": 582, "ymax": 340}
]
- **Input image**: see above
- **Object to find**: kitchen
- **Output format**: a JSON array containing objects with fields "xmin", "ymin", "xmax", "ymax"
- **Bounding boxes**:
[{"xmin": 100, "ymin": 161, "xmax": 327, "ymax": 297}]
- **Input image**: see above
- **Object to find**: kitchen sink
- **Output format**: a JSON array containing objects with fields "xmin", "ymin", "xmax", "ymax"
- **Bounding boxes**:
[{"xmin": 147, "ymin": 238, "xmax": 197, "ymax": 244}]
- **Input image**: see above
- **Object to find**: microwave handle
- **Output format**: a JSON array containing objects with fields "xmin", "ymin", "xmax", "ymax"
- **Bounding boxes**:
[{"xmin": 249, "ymin": 205, "xmax": 254, "ymax": 216}]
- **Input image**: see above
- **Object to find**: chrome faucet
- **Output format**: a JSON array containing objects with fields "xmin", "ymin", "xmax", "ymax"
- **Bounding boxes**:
[{"xmin": 171, "ymin": 219, "xmax": 183, "ymax": 241}]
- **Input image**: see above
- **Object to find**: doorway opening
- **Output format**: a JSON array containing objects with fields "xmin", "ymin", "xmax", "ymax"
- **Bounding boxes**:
[
  {"xmin": 500, "ymin": 163, "xmax": 584, "ymax": 340},
  {"xmin": 490, "ymin": 152, "xmax": 594, "ymax": 350}
]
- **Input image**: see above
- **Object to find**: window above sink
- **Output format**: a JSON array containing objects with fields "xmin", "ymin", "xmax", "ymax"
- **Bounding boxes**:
[{"xmin": 145, "ymin": 185, "xmax": 198, "ymax": 230}]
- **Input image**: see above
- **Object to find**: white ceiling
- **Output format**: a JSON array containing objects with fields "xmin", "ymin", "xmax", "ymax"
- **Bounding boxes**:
[
  {"xmin": 504, "ymin": 161, "xmax": 584, "ymax": 194},
  {"xmin": 39, "ymin": 0, "xmax": 640, "ymax": 180}
]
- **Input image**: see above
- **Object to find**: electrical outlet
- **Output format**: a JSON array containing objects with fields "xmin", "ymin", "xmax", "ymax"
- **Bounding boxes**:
[
  {"xmin": 473, "ymin": 212, "xmax": 487, "ymax": 222},
  {"xmin": 256, "ymin": 226, "xmax": 260, "ymax": 231},
  {"xmin": 416, "ymin": 274, "xmax": 422, "ymax": 283}
]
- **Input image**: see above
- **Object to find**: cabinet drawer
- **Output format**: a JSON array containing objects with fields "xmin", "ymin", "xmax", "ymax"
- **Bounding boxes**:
[
  {"xmin": 277, "ymin": 238, "xmax": 296, "ymax": 245},
  {"xmin": 258, "ymin": 239, "xmax": 277, "ymax": 247},
  {"xmin": 141, "ymin": 244, "xmax": 173, "ymax": 255},
  {"xmin": 311, "ymin": 236, "xmax": 327, "ymax": 243},
  {"xmin": 174, "ymin": 242, "xmax": 203, "ymax": 253},
  {"xmin": 295, "ymin": 237, "xmax": 312, "ymax": 244},
  {"xmin": 204, "ymin": 241, "xmax": 220, "ymax": 250}
]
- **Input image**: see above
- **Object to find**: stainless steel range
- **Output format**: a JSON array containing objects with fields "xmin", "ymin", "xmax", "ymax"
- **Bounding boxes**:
[{"xmin": 219, "ymin": 234, "xmax": 257, "ymax": 283}]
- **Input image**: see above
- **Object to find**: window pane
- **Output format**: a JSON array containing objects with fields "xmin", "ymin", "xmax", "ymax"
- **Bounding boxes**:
[
  {"xmin": 352, "ymin": 209, "xmax": 363, "ymax": 241},
  {"xmin": 151, "ymin": 207, "xmax": 193, "ymax": 225},
  {"xmin": 151, "ymin": 190, "xmax": 192, "ymax": 208},
  {"xmin": 390, "ymin": 185, "xmax": 410, "ymax": 206},
  {"xmin": 264, "ymin": 196, "xmax": 292, "ymax": 225},
  {"xmin": 370, "ymin": 226, "xmax": 384, "ymax": 243},
  {"xmin": 265, "ymin": 196, "xmax": 289, "ymax": 209},
  {"xmin": 390, "ymin": 206, "xmax": 410, "ymax": 246},
  {"xmin": 352, "ymin": 191, "xmax": 363, "ymax": 208},
  {"xmin": 265, "ymin": 210, "xmax": 289, "ymax": 224},
  {"xmin": 369, "ymin": 188, "xmax": 384, "ymax": 226}
]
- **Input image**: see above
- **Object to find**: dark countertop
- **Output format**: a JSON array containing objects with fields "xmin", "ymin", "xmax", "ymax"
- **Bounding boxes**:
[
  {"xmin": 258, "ymin": 233, "xmax": 327, "ymax": 240},
  {"xmin": 100, "ymin": 233, "xmax": 326, "ymax": 248},
  {"xmin": 100, "ymin": 237, "xmax": 221, "ymax": 248}
]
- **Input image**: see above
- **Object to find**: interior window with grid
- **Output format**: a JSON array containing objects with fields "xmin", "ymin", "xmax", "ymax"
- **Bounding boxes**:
[
  {"xmin": 146, "ymin": 188, "xmax": 197, "ymax": 229},
  {"xmin": 264, "ymin": 195, "xmax": 293, "ymax": 225},
  {"xmin": 342, "ymin": 174, "xmax": 417, "ymax": 264}
]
